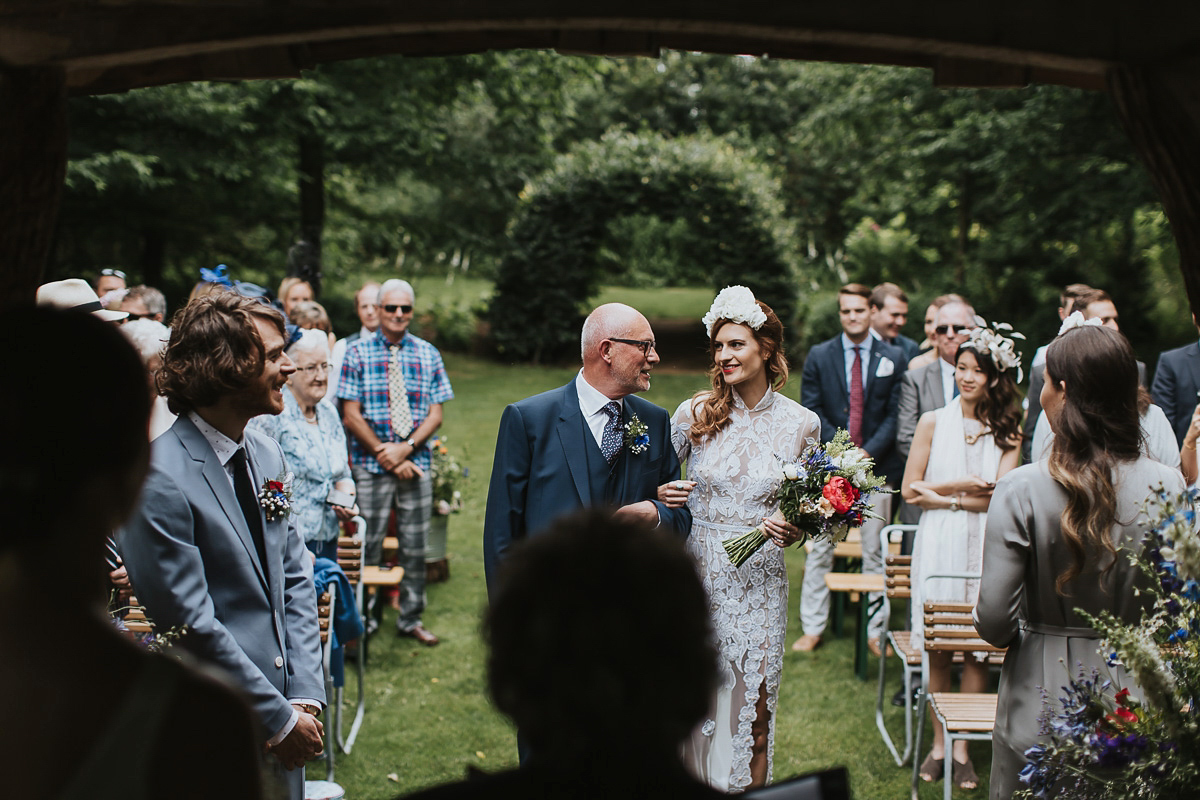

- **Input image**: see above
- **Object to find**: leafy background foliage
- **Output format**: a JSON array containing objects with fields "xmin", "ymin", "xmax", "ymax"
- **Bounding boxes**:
[{"xmin": 51, "ymin": 51, "xmax": 1191, "ymax": 363}]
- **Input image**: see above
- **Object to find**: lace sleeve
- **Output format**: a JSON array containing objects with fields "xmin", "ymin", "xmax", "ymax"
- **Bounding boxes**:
[{"xmin": 670, "ymin": 397, "xmax": 697, "ymax": 465}]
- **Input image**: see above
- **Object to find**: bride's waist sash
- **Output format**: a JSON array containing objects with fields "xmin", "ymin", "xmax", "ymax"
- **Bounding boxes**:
[{"xmin": 693, "ymin": 517, "xmax": 756, "ymax": 534}]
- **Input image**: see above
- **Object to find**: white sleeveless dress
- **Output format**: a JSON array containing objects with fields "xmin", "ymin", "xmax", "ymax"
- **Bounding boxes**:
[{"xmin": 671, "ymin": 388, "xmax": 820, "ymax": 792}]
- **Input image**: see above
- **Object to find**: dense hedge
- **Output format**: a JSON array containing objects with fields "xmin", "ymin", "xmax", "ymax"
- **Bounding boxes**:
[{"xmin": 489, "ymin": 132, "xmax": 799, "ymax": 363}]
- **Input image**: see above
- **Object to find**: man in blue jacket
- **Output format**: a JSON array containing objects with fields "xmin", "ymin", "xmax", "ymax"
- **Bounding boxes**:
[{"xmin": 793, "ymin": 283, "xmax": 906, "ymax": 655}]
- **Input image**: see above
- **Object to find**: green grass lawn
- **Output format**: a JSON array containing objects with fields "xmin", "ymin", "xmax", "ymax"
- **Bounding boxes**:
[
  {"xmin": 406, "ymin": 277, "xmax": 717, "ymax": 322},
  {"xmin": 318, "ymin": 353, "xmax": 994, "ymax": 799}
]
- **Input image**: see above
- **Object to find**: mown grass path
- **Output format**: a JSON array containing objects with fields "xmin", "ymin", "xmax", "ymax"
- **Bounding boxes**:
[{"xmin": 321, "ymin": 352, "xmax": 994, "ymax": 799}]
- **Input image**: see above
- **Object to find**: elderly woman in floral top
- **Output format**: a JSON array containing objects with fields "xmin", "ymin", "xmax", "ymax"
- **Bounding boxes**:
[{"xmin": 250, "ymin": 329, "xmax": 358, "ymax": 559}]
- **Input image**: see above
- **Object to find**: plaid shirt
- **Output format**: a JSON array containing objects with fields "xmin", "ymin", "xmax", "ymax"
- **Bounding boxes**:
[{"xmin": 336, "ymin": 330, "xmax": 454, "ymax": 473}]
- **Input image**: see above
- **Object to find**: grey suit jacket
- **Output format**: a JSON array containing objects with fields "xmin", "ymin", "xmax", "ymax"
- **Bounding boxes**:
[
  {"xmin": 120, "ymin": 415, "xmax": 326, "ymax": 740},
  {"xmin": 896, "ymin": 360, "xmax": 947, "ymax": 461}
]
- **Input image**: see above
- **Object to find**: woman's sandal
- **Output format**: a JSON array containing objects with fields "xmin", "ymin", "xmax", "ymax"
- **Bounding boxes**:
[
  {"xmin": 919, "ymin": 752, "xmax": 944, "ymax": 782},
  {"xmin": 952, "ymin": 757, "xmax": 980, "ymax": 790}
]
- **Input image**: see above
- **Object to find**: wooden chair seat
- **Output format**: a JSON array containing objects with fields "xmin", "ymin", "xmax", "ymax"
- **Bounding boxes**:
[{"xmin": 929, "ymin": 693, "xmax": 998, "ymax": 733}]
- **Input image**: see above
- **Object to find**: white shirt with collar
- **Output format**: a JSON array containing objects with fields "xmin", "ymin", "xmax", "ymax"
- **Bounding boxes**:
[
  {"xmin": 840, "ymin": 333, "xmax": 873, "ymax": 389},
  {"xmin": 185, "ymin": 411, "xmax": 323, "ymax": 745},
  {"xmin": 575, "ymin": 371, "xmax": 623, "ymax": 449},
  {"xmin": 939, "ymin": 358, "xmax": 957, "ymax": 405}
]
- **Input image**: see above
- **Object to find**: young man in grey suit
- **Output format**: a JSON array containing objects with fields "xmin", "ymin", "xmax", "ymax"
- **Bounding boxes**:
[
  {"xmin": 793, "ymin": 283, "xmax": 906, "ymax": 654},
  {"xmin": 120, "ymin": 293, "xmax": 325, "ymax": 800},
  {"xmin": 483, "ymin": 303, "xmax": 692, "ymax": 599}
]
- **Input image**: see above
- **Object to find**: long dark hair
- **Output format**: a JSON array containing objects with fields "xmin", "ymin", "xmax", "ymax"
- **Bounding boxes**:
[
  {"xmin": 1043, "ymin": 325, "xmax": 1142, "ymax": 595},
  {"xmin": 954, "ymin": 342, "xmax": 1021, "ymax": 449},
  {"xmin": 689, "ymin": 301, "xmax": 788, "ymax": 441}
]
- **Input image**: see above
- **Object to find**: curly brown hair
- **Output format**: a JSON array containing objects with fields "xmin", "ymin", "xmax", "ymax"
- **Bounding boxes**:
[
  {"xmin": 158, "ymin": 293, "xmax": 286, "ymax": 415},
  {"xmin": 689, "ymin": 300, "xmax": 789, "ymax": 442}
]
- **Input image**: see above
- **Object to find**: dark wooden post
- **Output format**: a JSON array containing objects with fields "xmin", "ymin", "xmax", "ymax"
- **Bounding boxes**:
[
  {"xmin": 1109, "ymin": 62, "xmax": 1200, "ymax": 320},
  {"xmin": 0, "ymin": 66, "xmax": 68, "ymax": 307}
]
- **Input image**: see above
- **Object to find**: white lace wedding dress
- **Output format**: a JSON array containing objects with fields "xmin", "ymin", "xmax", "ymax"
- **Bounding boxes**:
[{"xmin": 671, "ymin": 387, "xmax": 820, "ymax": 792}]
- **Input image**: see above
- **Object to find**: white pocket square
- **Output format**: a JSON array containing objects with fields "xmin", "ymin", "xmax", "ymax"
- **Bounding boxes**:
[{"xmin": 875, "ymin": 357, "xmax": 895, "ymax": 378}]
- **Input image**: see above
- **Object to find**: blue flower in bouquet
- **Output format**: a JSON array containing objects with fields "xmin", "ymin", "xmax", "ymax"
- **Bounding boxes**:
[{"xmin": 624, "ymin": 413, "xmax": 651, "ymax": 455}]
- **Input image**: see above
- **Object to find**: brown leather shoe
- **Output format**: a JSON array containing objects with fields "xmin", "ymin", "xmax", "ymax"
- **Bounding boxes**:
[
  {"xmin": 868, "ymin": 638, "xmax": 894, "ymax": 658},
  {"xmin": 398, "ymin": 623, "xmax": 439, "ymax": 646},
  {"xmin": 791, "ymin": 634, "xmax": 823, "ymax": 652}
]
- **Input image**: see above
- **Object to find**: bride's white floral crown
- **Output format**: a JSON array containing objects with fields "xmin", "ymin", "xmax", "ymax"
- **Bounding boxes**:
[
  {"xmin": 966, "ymin": 316, "xmax": 1026, "ymax": 383},
  {"xmin": 702, "ymin": 285, "xmax": 767, "ymax": 337},
  {"xmin": 1056, "ymin": 310, "xmax": 1104, "ymax": 337}
]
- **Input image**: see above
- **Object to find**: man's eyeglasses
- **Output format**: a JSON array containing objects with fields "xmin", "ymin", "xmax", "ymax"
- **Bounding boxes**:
[
  {"xmin": 382, "ymin": 304, "xmax": 413, "ymax": 315},
  {"xmin": 296, "ymin": 362, "xmax": 332, "ymax": 376},
  {"xmin": 934, "ymin": 325, "xmax": 973, "ymax": 336},
  {"xmin": 607, "ymin": 338, "xmax": 657, "ymax": 356},
  {"xmin": 100, "ymin": 268, "xmax": 127, "ymax": 279}
]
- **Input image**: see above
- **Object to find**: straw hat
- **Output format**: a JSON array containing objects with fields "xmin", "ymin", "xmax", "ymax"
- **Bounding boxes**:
[{"xmin": 36, "ymin": 278, "xmax": 129, "ymax": 322}]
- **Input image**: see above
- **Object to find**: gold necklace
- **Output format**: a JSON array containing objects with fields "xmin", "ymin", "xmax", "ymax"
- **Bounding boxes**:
[{"xmin": 964, "ymin": 427, "xmax": 991, "ymax": 445}]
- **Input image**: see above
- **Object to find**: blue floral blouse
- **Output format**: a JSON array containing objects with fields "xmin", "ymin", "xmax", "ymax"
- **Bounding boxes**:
[{"xmin": 249, "ymin": 393, "xmax": 352, "ymax": 545}]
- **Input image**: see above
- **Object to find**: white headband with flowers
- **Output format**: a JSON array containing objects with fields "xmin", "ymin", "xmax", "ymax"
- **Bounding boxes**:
[
  {"xmin": 702, "ymin": 285, "xmax": 767, "ymax": 337},
  {"xmin": 1056, "ymin": 310, "xmax": 1104, "ymax": 337},
  {"xmin": 966, "ymin": 316, "xmax": 1026, "ymax": 383}
]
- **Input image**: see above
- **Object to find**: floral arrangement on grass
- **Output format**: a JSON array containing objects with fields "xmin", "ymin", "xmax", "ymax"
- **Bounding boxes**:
[
  {"xmin": 430, "ymin": 435, "xmax": 469, "ymax": 516},
  {"xmin": 1016, "ymin": 485, "xmax": 1200, "ymax": 799},
  {"xmin": 722, "ymin": 429, "xmax": 888, "ymax": 567}
]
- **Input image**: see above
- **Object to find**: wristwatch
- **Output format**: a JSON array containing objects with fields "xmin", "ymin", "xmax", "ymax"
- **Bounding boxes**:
[
  {"xmin": 949, "ymin": 495, "xmax": 960, "ymax": 512},
  {"xmin": 405, "ymin": 437, "xmax": 417, "ymax": 449},
  {"xmin": 296, "ymin": 703, "xmax": 320, "ymax": 717}
]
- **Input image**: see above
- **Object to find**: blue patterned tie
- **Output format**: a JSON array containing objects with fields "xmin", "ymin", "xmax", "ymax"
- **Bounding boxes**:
[{"xmin": 600, "ymin": 401, "xmax": 623, "ymax": 464}]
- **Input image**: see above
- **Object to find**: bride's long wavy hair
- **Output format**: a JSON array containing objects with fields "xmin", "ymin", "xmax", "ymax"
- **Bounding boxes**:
[
  {"xmin": 1044, "ymin": 325, "xmax": 1142, "ymax": 595},
  {"xmin": 688, "ymin": 301, "xmax": 788, "ymax": 442}
]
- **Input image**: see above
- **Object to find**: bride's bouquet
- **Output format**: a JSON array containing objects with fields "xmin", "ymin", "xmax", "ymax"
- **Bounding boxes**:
[{"xmin": 722, "ymin": 429, "xmax": 889, "ymax": 568}]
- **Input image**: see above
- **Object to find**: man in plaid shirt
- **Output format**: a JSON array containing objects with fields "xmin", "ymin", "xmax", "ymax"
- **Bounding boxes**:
[{"xmin": 338, "ymin": 278, "xmax": 453, "ymax": 646}]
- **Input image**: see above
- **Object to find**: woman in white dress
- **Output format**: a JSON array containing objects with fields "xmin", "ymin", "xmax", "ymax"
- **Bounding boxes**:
[
  {"xmin": 658, "ymin": 286, "xmax": 819, "ymax": 792},
  {"xmin": 903, "ymin": 329, "xmax": 1022, "ymax": 789}
]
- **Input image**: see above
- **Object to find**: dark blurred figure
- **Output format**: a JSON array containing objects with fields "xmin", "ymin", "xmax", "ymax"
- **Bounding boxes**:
[
  {"xmin": 401, "ymin": 511, "xmax": 725, "ymax": 800},
  {"xmin": 0, "ymin": 307, "xmax": 262, "ymax": 798}
]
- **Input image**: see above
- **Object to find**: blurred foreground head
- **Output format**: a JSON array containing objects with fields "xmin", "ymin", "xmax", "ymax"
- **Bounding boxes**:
[
  {"xmin": 0, "ymin": 307, "xmax": 150, "ymax": 567},
  {"xmin": 486, "ymin": 511, "xmax": 718, "ymax": 762}
]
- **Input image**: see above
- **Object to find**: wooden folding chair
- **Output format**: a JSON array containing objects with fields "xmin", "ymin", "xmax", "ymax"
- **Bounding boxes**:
[
  {"xmin": 910, "ymin": 572, "xmax": 1006, "ymax": 800},
  {"xmin": 873, "ymin": 523, "xmax": 919, "ymax": 766},
  {"xmin": 335, "ymin": 516, "xmax": 403, "ymax": 754},
  {"xmin": 314, "ymin": 586, "xmax": 337, "ymax": 781}
]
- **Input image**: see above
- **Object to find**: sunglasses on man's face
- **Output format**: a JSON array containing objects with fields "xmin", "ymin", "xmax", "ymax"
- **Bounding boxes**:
[
  {"xmin": 382, "ymin": 304, "xmax": 413, "ymax": 315},
  {"xmin": 934, "ymin": 325, "xmax": 973, "ymax": 335},
  {"xmin": 124, "ymin": 311, "xmax": 156, "ymax": 322}
]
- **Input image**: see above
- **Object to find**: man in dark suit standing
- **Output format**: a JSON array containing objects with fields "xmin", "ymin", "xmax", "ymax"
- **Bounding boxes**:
[
  {"xmin": 792, "ymin": 284, "xmax": 906, "ymax": 654},
  {"xmin": 120, "ymin": 294, "xmax": 325, "ymax": 800},
  {"xmin": 870, "ymin": 282, "xmax": 921, "ymax": 364},
  {"xmin": 1152, "ymin": 319, "xmax": 1200, "ymax": 447},
  {"xmin": 483, "ymin": 303, "xmax": 692, "ymax": 599}
]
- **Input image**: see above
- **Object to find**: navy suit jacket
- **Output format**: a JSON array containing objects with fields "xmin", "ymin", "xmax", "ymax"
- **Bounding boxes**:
[
  {"xmin": 120, "ymin": 417, "xmax": 325, "ymax": 740},
  {"xmin": 801, "ymin": 336, "xmax": 907, "ymax": 484},
  {"xmin": 482, "ymin": 380, "xmax": 690, "ymax": 596},
  {"xmin": 1152, "ymin": 341, "xmax": 1200, "ymax": 447}
]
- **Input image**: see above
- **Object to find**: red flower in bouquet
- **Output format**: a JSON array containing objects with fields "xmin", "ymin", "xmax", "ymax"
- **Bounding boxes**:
[
  {"xmin": 267, "ymin": 480, "xmax": 283, "ymax": 492},
  {"xmin": 822, "ymin": 475, "xmax": 860, "ymax": 514},
  {"xmin": 1104, "ymin": 688, "xmax": 1139, "ymax": 729}
]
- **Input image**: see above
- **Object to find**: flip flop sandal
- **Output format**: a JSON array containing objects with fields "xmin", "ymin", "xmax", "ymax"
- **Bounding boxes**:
[
  {"xmin": 919, "ymin": 752, "xmax": 944, "ymax": 782},
  {"xmin": 952, "ymin": 757, "xmax": 980, "ymax": 789}
]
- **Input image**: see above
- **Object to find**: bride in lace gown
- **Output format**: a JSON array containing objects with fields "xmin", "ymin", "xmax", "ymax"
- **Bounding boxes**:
[{"xmin": 660, "ymin": 288, "xmax": 819, "ymax": 792}]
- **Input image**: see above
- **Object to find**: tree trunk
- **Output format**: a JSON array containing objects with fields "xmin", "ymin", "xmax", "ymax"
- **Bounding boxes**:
[
  {"xmin": 955, "ymin": 170, "xmax": 971, "ymax": 287},
  {"xmin": 0, "ymin": 66, "xmax": 67, "ymax": 307},
  {"xmin": 298, "ymin": 130, "xmax": 325, "ymax": 256},
  {"xmin": 141, "ymin": 227, "xmax": 166, "ymax": 289}
]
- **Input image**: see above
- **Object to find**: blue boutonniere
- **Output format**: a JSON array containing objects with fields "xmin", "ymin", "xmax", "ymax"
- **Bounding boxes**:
[
  {"xmin": 624, "ymin": 414, "xmax": 651, "ymax": 455},
  {"xmin": 257, "ymin": 472, "xmax": 294, "ymax": 522}
]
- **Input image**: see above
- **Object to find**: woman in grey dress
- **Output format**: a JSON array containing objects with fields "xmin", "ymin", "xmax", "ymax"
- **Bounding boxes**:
[{"xmin": 974, "ymin": 319, "xmax": 1185, "ymax": 799}]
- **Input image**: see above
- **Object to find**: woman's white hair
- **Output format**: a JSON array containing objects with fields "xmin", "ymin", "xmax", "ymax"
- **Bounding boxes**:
[
  {"xmin": 287, "ymin": 328, "xmax": 330, "ymax": 359},
  {"xmin": 120, "ymin": 319, "xmax": 170, "ymax": 364}
]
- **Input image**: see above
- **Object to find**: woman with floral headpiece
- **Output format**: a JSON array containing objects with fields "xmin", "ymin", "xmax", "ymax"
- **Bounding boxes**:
[
  {"xmin": 655, "ymin": 286, "xmax": 819, "ymax": 792},
  {"xmin": 974, "ymin": 318, "xmax": 1185, "ymax": 799},
  {"xmin": 903, "ymin": 319, "xmax": 1023, "ymax": 790}
]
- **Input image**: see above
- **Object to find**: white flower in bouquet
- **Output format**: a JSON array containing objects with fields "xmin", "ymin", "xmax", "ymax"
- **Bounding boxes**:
[
  {"xmin": 782, "ymin": 462, "xmax": 800, "ymax": 481},
  {"xmin": 818, "ymin": 495, "xmax": 837, "ymax": 518}
]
